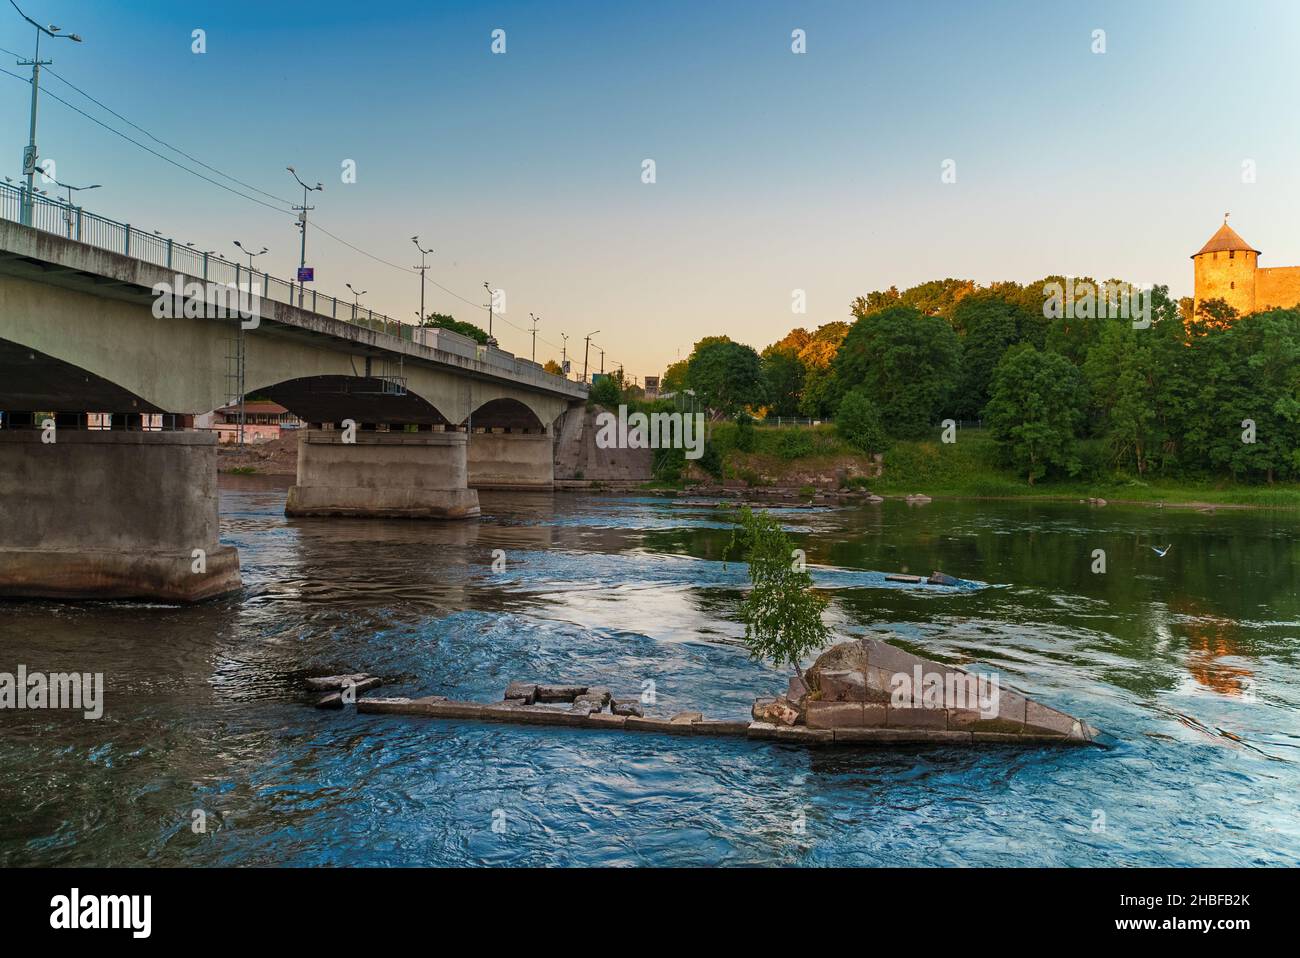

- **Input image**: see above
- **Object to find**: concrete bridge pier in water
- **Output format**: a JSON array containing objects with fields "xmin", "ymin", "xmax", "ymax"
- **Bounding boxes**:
[{"xmin": 0, "ymin": 425, "xmax": 241, "ymax": 602}]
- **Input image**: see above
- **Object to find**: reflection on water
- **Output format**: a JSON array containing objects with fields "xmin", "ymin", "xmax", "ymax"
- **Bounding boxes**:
[{"xmin": 1, "ymin": 478, "xmax": 1298, "ymax": 866}]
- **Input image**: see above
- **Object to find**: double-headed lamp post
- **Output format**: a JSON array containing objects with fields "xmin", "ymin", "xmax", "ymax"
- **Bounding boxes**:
[
  {"xmin": 583, "ymin": 330, "xmax": 600, "ymax": 383},
  {"xmin": 53, "ymin": 179, "xmax": 97, "ymax": 236},
  {"xmin": 233, "ymin": 239, "xmax": 267, "ymax": 273},
  {"xmin": 412, "ymin": 236, "xmax": 433, "ymax": 323},
  {"xmin": 9, "ymin": 0, "xmax": 82, "ymax": 227},
  {"xmin": 346, "ymin": 282, "xmax": 367, "ymax": 322},
  {"xmin": 286, "ymin": 166, "xmax": 322, "ymax": 306}
]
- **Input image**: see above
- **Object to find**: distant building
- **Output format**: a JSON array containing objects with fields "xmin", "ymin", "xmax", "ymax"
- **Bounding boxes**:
[
  {"xmin": 199, "ymin": 400, "xmax": 302, "ymax": 444},
  {"xmin": 644, "ymin": 375, "xmax": 660, "ymax": 398},
  {"xmin": 1193, "ymin": 218, "xmax": 1300, "ymax": 317}
]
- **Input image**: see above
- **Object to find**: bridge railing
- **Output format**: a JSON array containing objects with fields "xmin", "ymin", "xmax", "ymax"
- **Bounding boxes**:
[{"xmin": 0, "ymin": 182, "xmax": 595, "ymax": 382}]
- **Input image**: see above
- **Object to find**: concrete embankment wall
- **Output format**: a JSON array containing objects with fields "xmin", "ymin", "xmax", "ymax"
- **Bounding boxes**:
[{"xmin": 552, "ymin": 406, "xmax": 652, "ymax": 485}]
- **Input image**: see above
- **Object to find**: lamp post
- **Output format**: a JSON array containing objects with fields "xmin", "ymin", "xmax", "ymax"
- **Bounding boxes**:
[
  {"xmin": 9, "ymin": 0, "xmax": 82, "ymax": 227},
  {"xmin": 229, "ymin": 241, "xmax": 267, "ymax": 450},
  {"xmin": 529, "ymin": 312, "xmax": 540, "ymax": 364},
  {"xmin": 53, "ymin": 178, "xmax": 97, "ymax": 237},
  {"xmin": 233, "ymin": 239, "xmax": 267, "ymax": 273},
  {"xmin": 286, "ymin": 166, "xmax": 321, "ymax": 306},
  {"xmin": 583, "ymin": 330, "xmax": 600, "ymax": 383},
  {"xmin": 560, "ymin": 332, "xmax": 569, "ymax": 378},
  {"xmin": 483, "ymin": 281, "xmax": 495, "ymax": 345},
  {"xmin": 412, "ymin": 236, "xmax": 433, "ymax": 323},
  {"xmin": 346, "ymin": 282, "xmax": 366, "ymax": 323}
]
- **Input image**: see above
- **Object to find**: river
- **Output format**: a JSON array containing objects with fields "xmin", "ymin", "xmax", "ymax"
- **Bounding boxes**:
[{"xmin": 1, "ymin": 479, "xmax": 1297, "ymax": 866}]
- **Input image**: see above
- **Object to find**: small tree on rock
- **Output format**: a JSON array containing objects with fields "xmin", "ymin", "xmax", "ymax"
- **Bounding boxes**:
[{"xmin": 727, "ymin": 506, "xmax": 829, "ymax": 679}]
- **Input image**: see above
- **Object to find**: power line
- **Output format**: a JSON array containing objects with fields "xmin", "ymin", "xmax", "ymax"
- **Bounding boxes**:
[
  {"xmin": 43, "ymin": 65, "xmax": 297, "ymax": 207},
  {"xmin": 0, "ymin": 69, "xmax": 294, "ymax": 215},
  {"xmin": 0, "ymin": 63, "xmax": 623, "ymax": 374}
]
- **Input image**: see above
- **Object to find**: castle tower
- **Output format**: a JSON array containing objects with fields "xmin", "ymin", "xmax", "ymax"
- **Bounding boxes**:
[{"xmin": 1192, "ymin": 217, "xmax": 1258, "ymax": 317}]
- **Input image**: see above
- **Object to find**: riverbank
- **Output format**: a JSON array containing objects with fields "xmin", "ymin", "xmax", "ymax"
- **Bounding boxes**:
[{"xmin": 681, "ymin": 423, "xmax": 1300, "ymax": 509}]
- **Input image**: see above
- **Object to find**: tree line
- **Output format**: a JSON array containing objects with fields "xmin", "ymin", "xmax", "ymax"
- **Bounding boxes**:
[{"xmin": 656, "ymin": 278, "xmax": 1300, "ymax": 485}]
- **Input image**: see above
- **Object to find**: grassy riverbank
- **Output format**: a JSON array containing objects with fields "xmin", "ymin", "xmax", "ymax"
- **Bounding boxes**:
[{"xmin": 688, "ymin": 423, "xmax": 1300, "ymax": 508}]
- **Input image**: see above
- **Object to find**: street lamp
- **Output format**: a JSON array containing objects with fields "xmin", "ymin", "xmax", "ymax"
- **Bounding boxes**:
[
  {"xmin": 9, "ymin": 0, "xmax": 83, "ymax": 227},
  {"xmin": 483, "ymin": 281, "xmax": 496, "ymax": 345},
  {"xmin": 412, "ymin": 235, "xmax": 433, "ymax": 323},
  {"xmin": 230, "ymin": 239, "xmax": 266, "ymax": 453},
  {"xmin": 233, "ymin": 239, "xmax": 268, "ymax": 272},
  {"xmin": 346, "ymin": 282, "xmax": 366, "ymax": 322},
  {"xmin": 560, "ymin": 332, "xmax": 569, "ymax": 378},
  {"xmin": 583, "ymin": 330, "xmax": 600, "ymax": 383},
  {"xmin": 286, "ymin": 165, "xmax": 322, "ymax": 306},
  {"xmin": 529, "ymin": 312, "xmax": 540, "ymax": 364},
  {"xmin": 51, "ymin": 178, "xmax": 97, "ymax": 237}
]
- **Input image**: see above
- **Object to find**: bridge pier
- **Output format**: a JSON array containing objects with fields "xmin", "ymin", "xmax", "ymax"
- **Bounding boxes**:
[
  {"xmin": 286, "ymin": 429, "xmax": 480, "ymax": 519},
  {"xmin": 467, "ymin": 429, "xmax": 554, "ymax": 490},
  {"xmin": 0, "ymin": 429, "xmax": 241, "ymax": 601}
]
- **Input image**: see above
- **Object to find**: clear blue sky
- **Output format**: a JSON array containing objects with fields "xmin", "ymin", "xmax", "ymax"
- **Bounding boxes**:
[{"xmin": 3, "ymin": 0, "xmax": 1299, "ymax": 377}]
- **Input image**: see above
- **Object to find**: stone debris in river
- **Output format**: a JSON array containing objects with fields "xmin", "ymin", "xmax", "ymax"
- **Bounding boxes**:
[
  {"xmin": 535, "ymin": 683, "xmax": 589, "ymax": 702},
  {"xmin": 751, "ymin": 696, "xmax": 801, "ymax": 727},
  {"xmin": 307, "ymin": 673, "xmax": 382, "ymax": 708},
  {"xmin": 343, "ymin": 653, "xmax": 1104, "ymax": 748},
  {"xmin": 504, "ymin": 681, "xmax": 539, "ymax": 704},
  {"xmin": 305, "ymin": 673, "xmax": 375, "ymax": 692}
]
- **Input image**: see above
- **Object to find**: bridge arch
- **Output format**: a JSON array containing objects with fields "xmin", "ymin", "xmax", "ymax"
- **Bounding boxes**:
[
  {"xmin": 466, "ymin": 397, "xmax": 547, "ymax": 433},
  {"xmin": 0, "ymin": 337, "xmax": 164, "ymax": 414},
  {"xmin": 254, "ymin": 375, "xmax": 455, "ymax": 426}
]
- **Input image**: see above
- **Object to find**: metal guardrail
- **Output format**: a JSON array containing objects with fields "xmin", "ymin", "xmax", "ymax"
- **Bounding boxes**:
[{"xmin": 0, "ymin": 181, "xmax": 584, "ymax": 393}]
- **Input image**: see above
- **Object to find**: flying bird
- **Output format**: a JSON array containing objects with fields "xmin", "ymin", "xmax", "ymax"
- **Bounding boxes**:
[{"xmin": 1150, "ymin": 544, "xmax": 1172, "ymax": 558}]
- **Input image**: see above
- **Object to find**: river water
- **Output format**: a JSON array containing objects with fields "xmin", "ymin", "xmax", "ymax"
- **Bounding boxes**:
[{"xmin": 2, "ymin": 480, "xmax": 1297, "ymax": 866}]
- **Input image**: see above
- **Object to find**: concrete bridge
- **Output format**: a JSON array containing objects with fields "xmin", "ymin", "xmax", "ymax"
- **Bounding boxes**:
[{"xmin": 0, "ymin": 218, "xmax": 586, "ymax": 602}]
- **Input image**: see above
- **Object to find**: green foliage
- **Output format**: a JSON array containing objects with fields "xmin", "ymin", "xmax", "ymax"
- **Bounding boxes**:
[
  {"xmin": 652, "ymin": 445, "xmax": 685, "ymax": 483},
  {"xmin": 833, "ymin": 305, "xmax": 961, "ymax": 438},
  {"xmin": 421, "ymin": 312, "xmax": 489, "ymax": 345},
  {"xmin": 587, "ymin": 375, "xmax": 622, "ymax": 408},
  {"xmin": 760, "ymin": 346, "xmax": 805, "ymax": 417},
  {"xmin": 734, "ymin": 411, "xmax": 756, "ymax": 452},
  {"xmin": 686, "ymin": 339, "xmax": 766, "ymax": 415},
  {"xmin": 697, "ymin": 441, "xmax": 723, "ymax": 479},
  {"xmin": 775, "ymin": 429, "xmax": 814, "ymax": 460},
  {"xmin": 985, "ymin": 345, "xmax": 1089, "ymax": 484},
  {"xmin": 661, "ymin": 359, "xmax": 690, "ymax": 394},
  {"xmin": 835, "ymin": 388, "xmax": 888, "ymax": 455},
  {"xmin": 953, "ymin": 292, "xmax": 1039, "ymax": 418},
  {"xmin": 726, "ymin": 506, "xmax": 830, "ymax": 674}
]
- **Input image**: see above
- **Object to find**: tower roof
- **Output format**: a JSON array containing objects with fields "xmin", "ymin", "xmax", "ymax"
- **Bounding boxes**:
[{"xmin": 1193, "ymin": 221, "xmax": 1259, "ymax": 258}]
